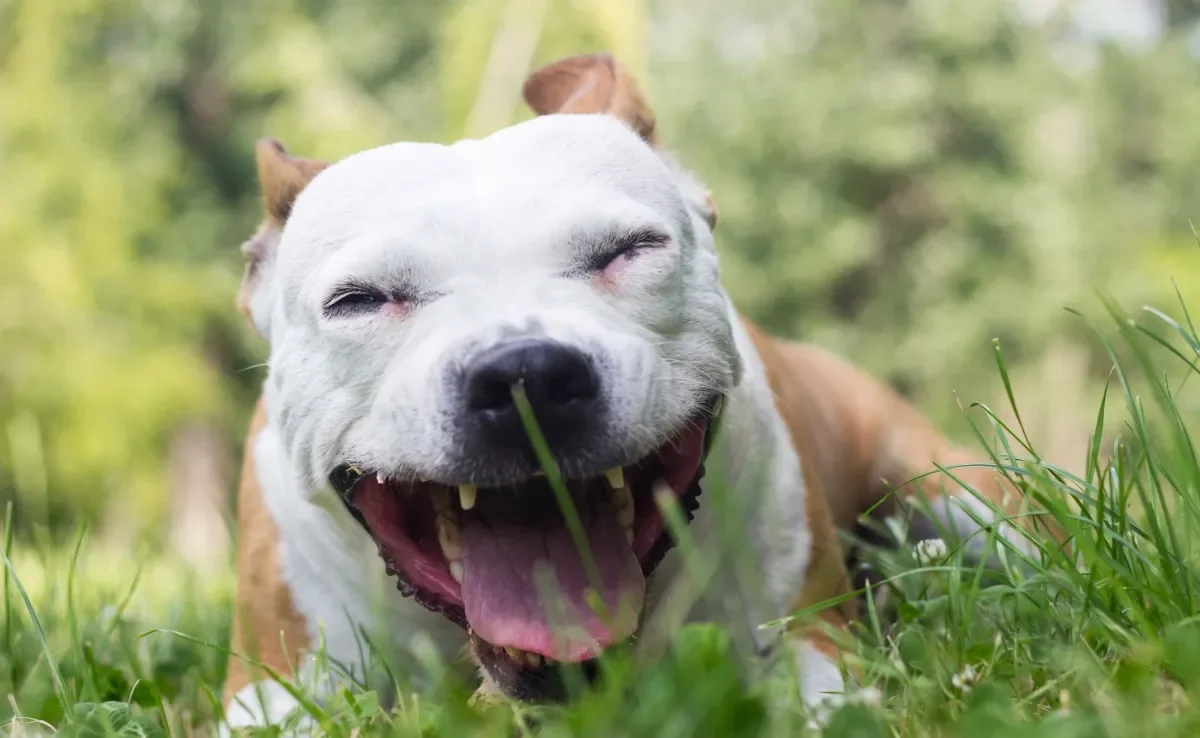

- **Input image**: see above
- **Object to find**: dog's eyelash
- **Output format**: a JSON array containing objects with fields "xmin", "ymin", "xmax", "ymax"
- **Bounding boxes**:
[
  {"xmin": 586, "ymin": 229, "xmax": 670, "ymax": 273},
  {"xmin": 323, "ymin": 282, "xmax": 394, "ymax": 318}
]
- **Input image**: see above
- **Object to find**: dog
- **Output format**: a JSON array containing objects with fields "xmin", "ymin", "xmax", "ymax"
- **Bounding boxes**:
[{"xmin": 220, "ymin": 53, "xmax": 1039, "ymax": 732}]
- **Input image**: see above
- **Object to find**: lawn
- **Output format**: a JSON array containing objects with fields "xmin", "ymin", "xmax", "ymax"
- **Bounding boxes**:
[{"xmin": 3, "ymin": 292, "xmax": 1200, "ymax": 737}]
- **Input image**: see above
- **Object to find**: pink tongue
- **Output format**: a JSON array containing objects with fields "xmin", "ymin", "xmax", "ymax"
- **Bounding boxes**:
[{"xmin": 460, "ymin": 500, "xmax": 644, "ymax": 662}]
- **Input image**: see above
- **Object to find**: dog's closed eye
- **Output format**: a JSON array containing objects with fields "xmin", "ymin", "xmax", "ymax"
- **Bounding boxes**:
[
  {"xmin": 583, "ymin": 228, "xmax": 670, "ymax": 274},
  {"xmin": 323, "ymin": 280, "xmax": 407, "ymax": 318}
]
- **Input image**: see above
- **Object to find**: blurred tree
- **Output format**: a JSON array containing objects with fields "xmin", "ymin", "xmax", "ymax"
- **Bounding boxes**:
[
  {"xmin": 648, "ymin": 0, "xmax": 1197, "ymax": 458},
  {"xmin": 0, "ymin": 0, "xmax": 449, "ymax": 545}
]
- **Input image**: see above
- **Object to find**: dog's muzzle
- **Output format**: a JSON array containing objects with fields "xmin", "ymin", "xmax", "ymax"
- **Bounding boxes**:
[{"xmin": 328, "ymin": 339, "xmax": 724, "ymax": 701}]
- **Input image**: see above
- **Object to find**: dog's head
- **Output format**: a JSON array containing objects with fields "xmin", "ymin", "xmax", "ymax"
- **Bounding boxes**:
[{"xmin": 240, "ymin": 54, "xmax": 738, "ymax": 700}]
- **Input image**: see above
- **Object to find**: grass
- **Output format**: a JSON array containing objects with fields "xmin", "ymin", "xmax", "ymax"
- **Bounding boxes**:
[{"xmin": 2, "ymin": 289, "xmax": 1200, "ymax": 737}]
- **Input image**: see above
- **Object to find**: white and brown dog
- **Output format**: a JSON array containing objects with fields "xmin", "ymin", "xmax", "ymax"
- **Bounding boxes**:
[{"xmin": 221, "ymin": 54, "xmax": 1036, "ymax": 731}]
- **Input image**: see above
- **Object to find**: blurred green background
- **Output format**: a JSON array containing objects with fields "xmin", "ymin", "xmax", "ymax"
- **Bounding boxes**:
[{"xmin": 0, "ymin": 0, "xmax": 1197, "ymax": 566}]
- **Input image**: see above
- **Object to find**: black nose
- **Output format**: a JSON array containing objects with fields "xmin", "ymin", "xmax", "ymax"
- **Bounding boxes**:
[{"xmin": 464, "ymin": 339, "xmax": 600, "ymax": 448}]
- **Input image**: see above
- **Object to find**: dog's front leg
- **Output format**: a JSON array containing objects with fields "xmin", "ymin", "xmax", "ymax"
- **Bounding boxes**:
[
  {"xmin": 713, "ymin": 323, "xmax": 861, "ymax": 724},
  {"xmin": 221, "ymin": 651, "xmax": 336, "ymax": 736}
]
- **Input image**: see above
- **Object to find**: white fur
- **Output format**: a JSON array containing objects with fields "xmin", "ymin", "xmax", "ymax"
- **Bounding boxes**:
[
  {"xmin": 223, "ymin": 680, "xmax": 310, "ymax": 736},
  {"xmin": 795, "ymin": 640, "xmax": 848, "ymax": 726},
  {"xmin": 227, "ymin": 113, "xmax": 818, "ymax": 729}
]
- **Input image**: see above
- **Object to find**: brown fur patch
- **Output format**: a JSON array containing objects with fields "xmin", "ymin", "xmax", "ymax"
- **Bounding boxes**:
[{"xmin": 223, "ymin": 400, "xmax": 311, "ymax": 704}]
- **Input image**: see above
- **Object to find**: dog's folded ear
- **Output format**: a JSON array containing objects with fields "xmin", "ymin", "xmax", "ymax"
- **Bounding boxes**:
[
  {"xmin": 522, "ymin": 54, "xmax": 718, "ymax": 231},
  {"xmin": 255, "ymin": 138, "xmax": 329, "ymax": 227},
  {"xmin": 238, "ymin": 140, "xmax": 328, "ymax": 339},
  {"xmin": 522, "ymin": 53, "xmax": 658, "ymax": 147}
]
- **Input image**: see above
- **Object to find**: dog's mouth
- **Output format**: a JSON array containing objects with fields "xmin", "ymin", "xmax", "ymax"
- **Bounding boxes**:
[{"xmin": 328, "ymin": 395, "xmax": 721, "ymax": 682}]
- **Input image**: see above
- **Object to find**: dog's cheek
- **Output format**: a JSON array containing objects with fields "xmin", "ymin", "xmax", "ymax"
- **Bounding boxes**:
[{"xmin": 267, "ymin": 339, "xmax": 361, "ymax": 494}]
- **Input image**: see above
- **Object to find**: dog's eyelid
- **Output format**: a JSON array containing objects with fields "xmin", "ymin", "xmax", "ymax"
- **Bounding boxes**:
[
  {"xmin": 580, "ymin": 227, "xmax": 671, "ymax": 274},
  {"xmin": 322, "ymin": 279, "xmax": 412, "ymax": 317},
  {"xmin": 623, "ymin": 227, "xmax": 670, "ymax": 245}
]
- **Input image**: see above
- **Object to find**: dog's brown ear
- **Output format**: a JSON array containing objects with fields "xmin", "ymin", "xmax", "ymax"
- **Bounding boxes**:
[
  {"xmin": 522, "ymin": 53, "xmax": 658, "ymax": 147},
  {"xmin": 238, "ymin": 139, "xmax": 329, "ymax": 337},
  {"xmin": 255, "ymin": 138, "xmax": 329, "ymax": 227},
  {"xmin": 523, "ymin": 55, "xmax": 718, "ymax": 231}
]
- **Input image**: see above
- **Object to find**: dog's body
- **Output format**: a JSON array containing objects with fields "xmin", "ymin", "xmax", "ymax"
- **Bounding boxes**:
[{"xmin": 221, "ymin": 55, "xmax": 1033, "ymax": 732}]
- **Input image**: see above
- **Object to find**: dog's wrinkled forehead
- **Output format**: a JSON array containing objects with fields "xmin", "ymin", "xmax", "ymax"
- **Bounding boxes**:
[{"xmin": 279, "ymin": 114, "xmax": 690, "ymax": 280}]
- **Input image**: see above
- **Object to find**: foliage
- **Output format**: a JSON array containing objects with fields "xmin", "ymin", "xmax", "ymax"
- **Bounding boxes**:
[{"xmin": 651, "ymin": 0, "xmax": 1200, "ymax": 435}]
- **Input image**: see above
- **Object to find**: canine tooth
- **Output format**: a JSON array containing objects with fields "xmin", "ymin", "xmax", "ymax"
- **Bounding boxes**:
[
  {"xmin": 652, "ymin": 479, "xmax": 674, "ymax": 502},
  {"xmin": 526, "ymin": 652, "xmax": 543, "ymax": 668},
  {"xmin": 505, "ymin": 647, "xmax": 522, "ymax": 661},
  {"xmin": 438, "ymin": 518, "xmax": 462, "ymax": 560},
  {"xmin": 450, "ymin": 560, "xmax": 465, "ymax": 583},
  {"xmin": 604, "ymin": 467, "xmax": 625, "ymax": 489},
  {"xmin": 376, "ymin": 472, "xmax": 386, "ymax": 484},
  {"xmin": 459, "ymin": 483, "xmax": 477, "ymax": 511}
]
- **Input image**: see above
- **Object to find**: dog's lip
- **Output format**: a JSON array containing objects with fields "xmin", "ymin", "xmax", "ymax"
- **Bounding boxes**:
[{"xmin": 330, "ymin": 393, "xmax": 724, "ymax": 495}]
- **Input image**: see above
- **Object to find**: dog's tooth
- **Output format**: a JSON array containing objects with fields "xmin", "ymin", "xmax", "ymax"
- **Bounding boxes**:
[
  {"xmin": 438, "ymin": 517, "xmax": 462, "ymax": 560},
  {"xmin": 449, "ymin": 560, "xmax": 465, "ymax": 583},
  {"xmin": 376, "ymin": 472, "xmax": 386, "ymax": 485},
  {"xmin": 525, "ymin": 652, "xmax": 543, "ymax": 668},
  {"xmin": 604, "ymin": 467, "xmax": 625, "ymax": 490},
  {"xmin": 505, "ymin": 646, "xmax": 522, "ymax": 661},
  {"xmin": 458, "ymin": 483, "xmax": 477, "ymax": 511},
  {"xmin": 652, "ymin": 479, "xmax": 674, "ymax": 501},
  {"xmin": 625, "ymin": 528, "xmax": 634, "ymax": 545}
]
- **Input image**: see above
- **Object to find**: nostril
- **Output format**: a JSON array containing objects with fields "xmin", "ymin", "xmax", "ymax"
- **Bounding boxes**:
[
  {"xmin": 463, "ymin": 340, "xmax": 599, "ymax": 421},
  {"xmin": 546, "ymin": 359, "xmax": 597, "ymax": 405},
  {"xmin": 468, "ymin": 370, "xmax": 516, "ymax": 413}
]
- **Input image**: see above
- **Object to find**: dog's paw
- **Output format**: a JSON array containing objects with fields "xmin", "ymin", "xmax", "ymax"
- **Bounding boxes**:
[
  {"xmin": 802, "ymin": 686, "xmax": 883, "ymax": 732},
  {"xmin": 792, "ymin": 639, "xmax": 850, "ymax": 731},
  {"xmin": 468, "ymin": 679, "xmax": 508, "ymax": 710},
  {"xmin": 222, "ymin": 680, "xmax": 318, "ymax": 737}
]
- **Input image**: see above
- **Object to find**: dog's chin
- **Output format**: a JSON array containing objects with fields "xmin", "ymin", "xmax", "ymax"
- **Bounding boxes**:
[{"xmin": 328, "ymin": 393, "xmax": 722, "ymax": 702}]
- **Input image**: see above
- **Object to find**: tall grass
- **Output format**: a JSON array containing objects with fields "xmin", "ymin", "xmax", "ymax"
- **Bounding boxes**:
[{"xmin": 2, "ymin": 289, "xmax": 1199, "ymax": 737}]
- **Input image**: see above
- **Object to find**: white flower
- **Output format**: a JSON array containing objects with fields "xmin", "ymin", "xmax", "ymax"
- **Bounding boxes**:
[
  {"xmin": 855, "ymin": 686, "xmax": 883, "ymax": 707},
  {"xmin": 915, "ymin": 538, "xmax": 948, "ymax": 566},
  {"xmin": 951, "ymin": 664, "xmax": 979, "ymax": 693}
]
